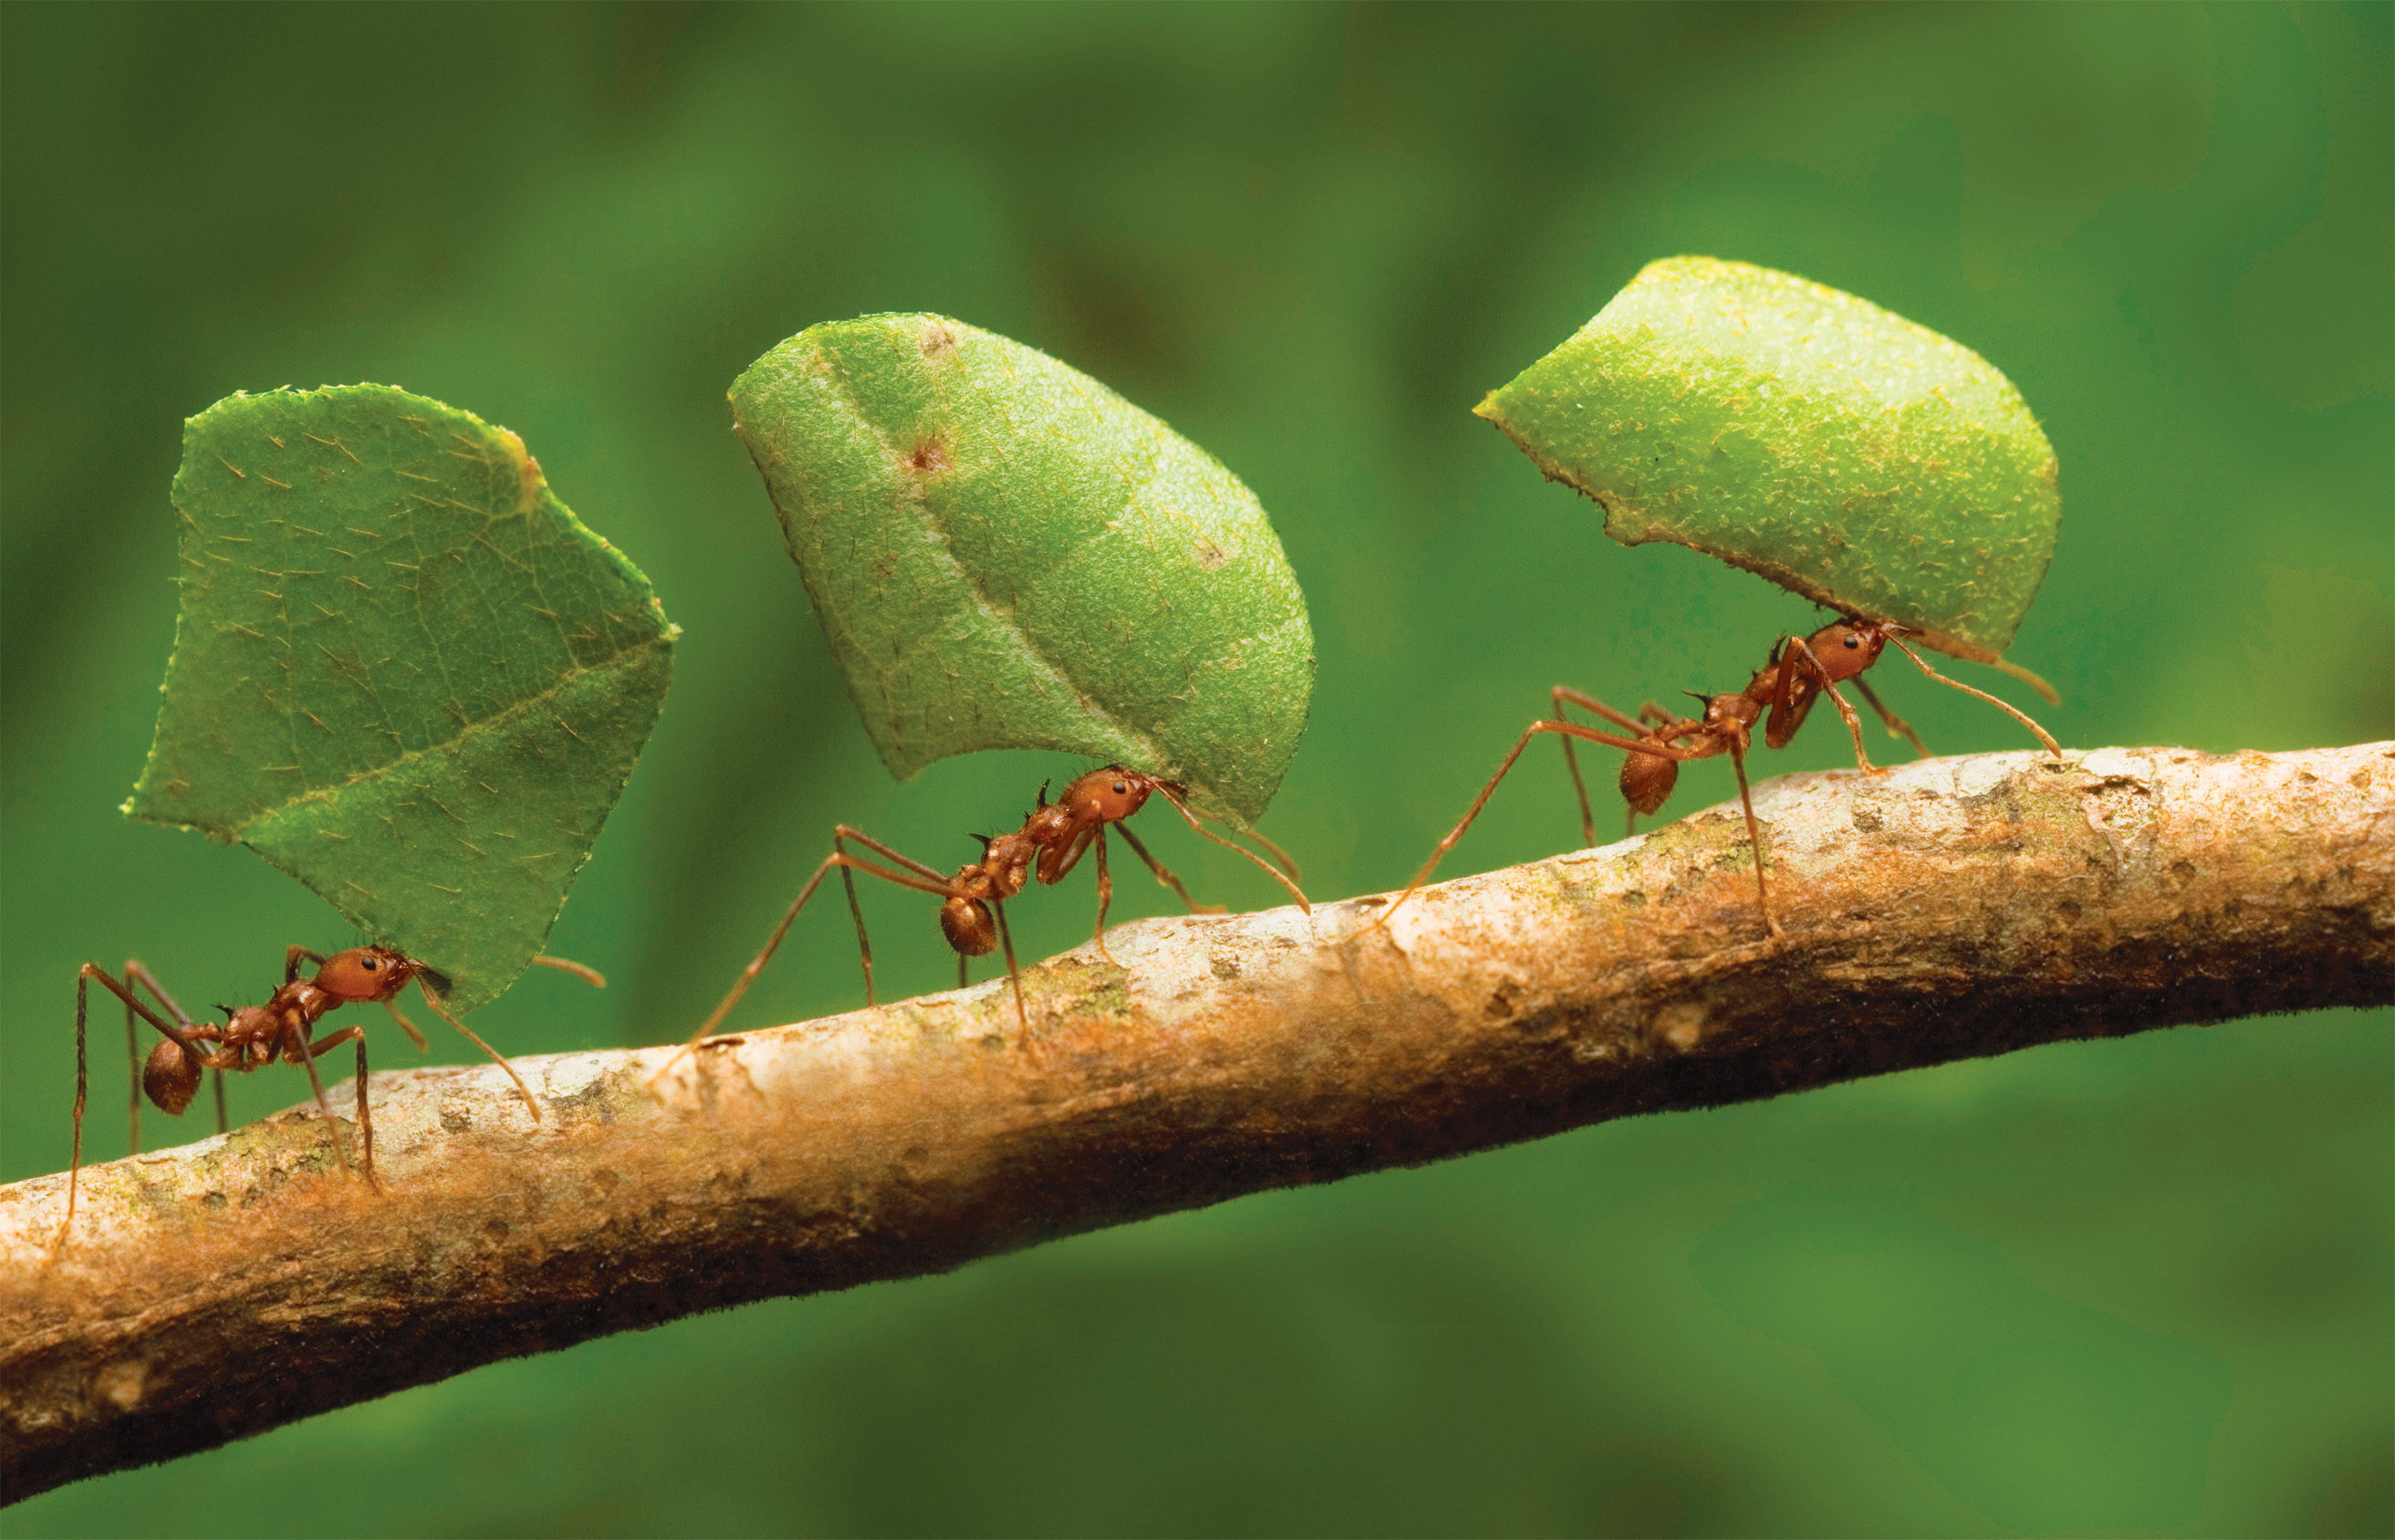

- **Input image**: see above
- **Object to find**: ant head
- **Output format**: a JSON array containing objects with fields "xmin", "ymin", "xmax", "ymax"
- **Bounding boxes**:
[
  {"xmin": 1830, "ymin": 619, "xmax": 1891, "ymax": 660},
  {"xmin": 314, "ymin": 945, "xmax": 420, "ymax": 1004},
  {"xmin": 939, "ymin": 895, "xmax": 999, "ymax": 957},
  {"xmin": 1060, "ymin": 765, "xmax": 1154, "ymax": 824},
  {"xmin": 1801, "ymin": 615, "xmax": 1883, "ymax": 660}
]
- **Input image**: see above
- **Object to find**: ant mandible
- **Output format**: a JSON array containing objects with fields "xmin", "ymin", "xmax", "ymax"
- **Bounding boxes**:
[
  {"xmin": 1379, "ymin": 615, "xmax": 2063, "ymax": 937},
  {"xmin": 62, "ymin": 945, "xmax": 601, "ymax": 1240},
  {"xmin": 666, "ymin": 765, "xmax": 1307, "ymax": 1069}
]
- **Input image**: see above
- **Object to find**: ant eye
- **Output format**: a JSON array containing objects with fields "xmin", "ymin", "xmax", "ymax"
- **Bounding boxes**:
[
  {"xmin": 361, "ymin": 958, "xmax": 378, "ymax": 970},
  {"xmin": 1111, "ymin": 782, "xmax": 1127, "ymax": 795},
  {"xmin": 1842, "ymin": 635, "xmax": 1859, "ymax": 649}
]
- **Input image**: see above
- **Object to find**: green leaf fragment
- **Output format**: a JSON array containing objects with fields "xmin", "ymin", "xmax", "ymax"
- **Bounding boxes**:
[
  {"xmin": 1478, "ymin": 256, "xmax": 2060, "ymax": 661},
  {"xmin": 732, "ymin": 313, "xmax": 1313, "ymax": 826},
  {"xmin": 126, "ymin": 386, "xmax": 677, "ymax": 1011}
]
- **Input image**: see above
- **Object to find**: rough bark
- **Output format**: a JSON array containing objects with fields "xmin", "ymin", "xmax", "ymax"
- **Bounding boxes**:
[{"xmin": 4, "ymin": 743, "xmax": 2390, "ymax": 1503}]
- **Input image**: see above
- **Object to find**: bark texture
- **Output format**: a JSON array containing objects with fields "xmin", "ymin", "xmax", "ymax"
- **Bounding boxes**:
[{"xmin": 4, "ymin": 743, "xmax": 2390, "ymax": 1503}]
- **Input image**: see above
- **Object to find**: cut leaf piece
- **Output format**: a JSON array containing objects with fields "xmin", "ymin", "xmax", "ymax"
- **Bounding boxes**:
[
  {"xmin": 1478, "ymin": 256, "xmax": 2059, "ymax": 662},
  {"xmin": 126, "ymin": 386, "xmax": 676, "ymax": 1011},
  {"xmin": 732, "ymin": 313, "xmax": 1313, "ymax": 826}
]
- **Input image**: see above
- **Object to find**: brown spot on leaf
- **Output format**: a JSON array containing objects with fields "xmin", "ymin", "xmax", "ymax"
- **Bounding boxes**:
[{"xmin": 907, "ymin": 441, "xmax": 950, "ymax": 476}]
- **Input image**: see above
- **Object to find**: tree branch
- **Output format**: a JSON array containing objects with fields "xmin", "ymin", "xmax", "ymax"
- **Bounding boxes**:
[{"xmin": 5, "ymin": 743, "xmax": 2390, "ymax": 1503}]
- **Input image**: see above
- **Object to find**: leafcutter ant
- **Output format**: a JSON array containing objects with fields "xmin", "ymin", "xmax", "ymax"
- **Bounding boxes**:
[
  {"xmin": 1379, "ymin": 616, "xmax": 2062, "ymax": 937},
  {"xmin": 664, "ymin": 765, "xmax": 1307, "ymax": 1071},
  {"xmin": 61, "ymin": 945, "xmax": 601, "ymax": 1240}
]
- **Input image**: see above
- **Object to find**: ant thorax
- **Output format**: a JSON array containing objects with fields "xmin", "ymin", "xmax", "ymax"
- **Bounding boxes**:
[
  {"xmin": 976, "ymin": 830, "xmax": 1043, "ymax": 898},
  {"xmin": 1705, "ymin": 692, "xmax": 1761, "ymax": 734}
]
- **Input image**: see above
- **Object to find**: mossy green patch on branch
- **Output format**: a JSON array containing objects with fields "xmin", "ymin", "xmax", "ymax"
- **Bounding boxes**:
[
  {"xmin": 127, "ymin": 386, "xmax": 676, "ymax": 1010},
  {"xmin": 1479, "ymin": 256, "xmax": 2060, "ymax": 662},
  {"xmin": 732, "ymin": 313, "xmax": 1313, "ymax": 827}
]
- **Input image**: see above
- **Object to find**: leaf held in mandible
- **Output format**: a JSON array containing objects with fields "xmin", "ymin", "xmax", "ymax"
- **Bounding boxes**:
[
  {"xmin": 731, "ymin": 314, "xmax": 1314, "ymax": 827},
  {"xmin": 126, "ymin": 386, "xmax": 677, "ymax": 1011},
  {"xmin": 1478, "ymin": 256, "xmax": 2060, "ymax": 663}
]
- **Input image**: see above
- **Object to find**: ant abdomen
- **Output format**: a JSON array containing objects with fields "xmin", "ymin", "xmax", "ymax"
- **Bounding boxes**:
[
  {"xmin": 142, "ymin": 1037, "xmax": 203, "ymax": 1115},
  {"xmin": 1620, "ymin": 749, "xmax": 1679, "ymax": 817},
  {"xmin": 940, "ymin": 896, "xmax": 999, "ymax": 957}
]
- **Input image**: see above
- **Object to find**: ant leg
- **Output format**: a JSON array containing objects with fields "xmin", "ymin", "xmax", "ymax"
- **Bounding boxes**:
[
  {"xmin": 410, "ymin": 979, "xmax": 541, "ymax": 1122},
  {"xmin": 213, "ymin": 1071, "xmax": 228, "ymax": 1135},
  {"xmin": 529, "ymin": 956, "xmax": 608, "ymax": 989},
  {"xmin": 1552, "ymin": 686, "xmax": 1651, "ymax": 734},
  {"xmin": 1990, "ymin": 655, "xmax": 2061, "ymax": 705},
  {"xmin": 122, "ymin": 981, "xmax": 141, "ymax": 1159},
  {"xmin": 993, "ymin": 900, "xmax": 1028, "ymax": 1034},
  {"xmin": 1888, "ymin": 639, "xmax": 2063, "ymax": 758},
  {"xmin": 836, "ymin": 834, "xmax": 874, "ymax": 1006},
  {"xmin": 1151, "ymin": 788, "xmax": 1311, "ymax": 911},
  {"xmin": 1039, "ymin": 824, "xmax": 1099, "ymax": 885},
  {"xmin": 356, "ymin": 1036, "xmax": 373, "ymax": 1188},
  {"xmin": 380, "ymin": 999, "xmax": 432, "ymax": 1051},
  {"xmin": 1726, "ymin": 738, "xmax": 1783, "ymax": 940},
  {"xmin": 1115, "ymin": 824, "xmax": 1224, "ymax": 915},
  {"xmin": 1852, "ymin": 675, "xmax": 1931, "ymax": 757},
  {"xmin": 658, "ymin": 838, "xmax": 957, "ymax": 1083},
  {"xmin": 1784, "ymin": 638, "xmax": 1880, "ymax": 774},
  {"xmin": 1552, "ymin": 690, "xmax": 1598, "ymax": 850},
  {"xmin": 1555, "ymin": 688, "xmax": 1652, "ymax": 848},
  {"xmin": 1088, "ymin": 828, "xmax": 1124, "ymax": 968},
  {"xmin": 1240, "ymin": 824, "xmax": 1303, "ymax": 885},
  {"xmin": 1377, "ymin": 722, "xmax": 1703, "ymax": 929},
  {"xmin": 300, "ymin": 1024, "xmax": 376, "ymax": 1190},
  {"xmin": 288, "ymin": 1025, "xmax": 355, "ymax": 1180},
  {"xmin": 118, "ymin": 960, "xmax": 208, "ymax": 1153},
  {"xmin": 58, "ymin": 964, "xmax": 207, "ymax": 1245},
  {"xmin": 957, "ymin": 953, "xmax": 969, "ymax": 992},
  {"xmin": 831, "ymin": 825, "xmax": 956, "ymax": 884},
  {"xmin": 63, "ymin": 972, "xmax": 92, "ymax": 1243}
]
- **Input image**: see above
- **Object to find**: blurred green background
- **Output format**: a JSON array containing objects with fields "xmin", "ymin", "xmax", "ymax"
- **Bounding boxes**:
[{"xmin": 4, "ymin": 4, "xmax": 2388, "ymax": 1535}]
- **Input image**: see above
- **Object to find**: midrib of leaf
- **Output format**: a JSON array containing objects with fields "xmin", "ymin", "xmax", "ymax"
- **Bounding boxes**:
[
  {"xmin": 210, "ymin": 630, "xmax": 671, "ymax": 839},
  {"xmin": 818, "ymin": 349, "xmax": 1174, "ymax": 776}
]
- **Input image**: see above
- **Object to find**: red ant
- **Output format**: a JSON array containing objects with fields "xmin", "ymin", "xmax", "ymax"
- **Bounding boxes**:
[
  {"xmin": 665, "ymin": 765, "xmax": 1307, "ymax": 1069},
  {"xmin": 1379, "ymin": 616, "xmax": 2062, "ymax": 936},
  {"xmin": 62, "ymin": 945, "xmax": 600, "ymax": 1238}
]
